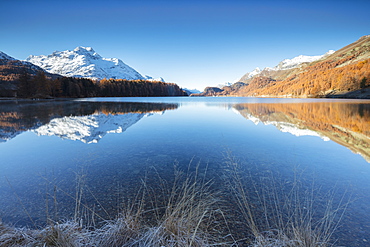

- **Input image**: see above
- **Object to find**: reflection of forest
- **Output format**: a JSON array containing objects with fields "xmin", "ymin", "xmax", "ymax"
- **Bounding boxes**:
[
  {"xmin": 234, "ymin": 102, "xmax": 370, "ymax": 162},
  {"xmin": 0, "ymin": 100, "xmax": 178, "ymax": 142}
]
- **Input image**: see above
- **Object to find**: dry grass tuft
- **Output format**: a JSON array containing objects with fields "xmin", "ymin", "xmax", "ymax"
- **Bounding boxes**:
[
  {"xmin": 0, "ymin": 162, "xmax": 226, "ymax": 247},
  {"xmin": 223, "ymin": 151, "xmax": 350, "ymax": 247},
  {"xmin": 1, "ymin": 155, "xmax": 350, "ymax": 246}
]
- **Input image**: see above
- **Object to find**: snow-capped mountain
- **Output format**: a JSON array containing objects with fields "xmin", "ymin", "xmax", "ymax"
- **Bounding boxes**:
[
  {"xmin": 239, "ymin": 50, "xmax": 335, "ymax": 82},
  {"xmin": 241, "ymin": 67, "xmax": 262, "ymax": 80},
  {"xmin": 32, "ymin": 112, "xmax": 152, "ymax": 144},
  {"xmin": 272, "ymin": 50, "xmax": 335, "ymax": 71},
  {"xmin": 26, "ymin": 46, "xmax": 146, "ymax": 81}
]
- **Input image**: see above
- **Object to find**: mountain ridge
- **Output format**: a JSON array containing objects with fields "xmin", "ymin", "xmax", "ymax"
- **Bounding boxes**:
[
  {"xmin": 26, "ymin": 46, "xmax": 147, "ymax": 81},
  {"xmin": 196, "ymin": 35, "xmax": 370, "ymax": 98},
  {"xmin": 237, "ymin": 50, "xmax": 335, "ymax": 84}
]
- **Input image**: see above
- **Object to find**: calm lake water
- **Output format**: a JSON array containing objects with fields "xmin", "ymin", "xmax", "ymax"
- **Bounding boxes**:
[{"xmin": 1, "ymin": 97, "xmax": 370, "ymax": 246}]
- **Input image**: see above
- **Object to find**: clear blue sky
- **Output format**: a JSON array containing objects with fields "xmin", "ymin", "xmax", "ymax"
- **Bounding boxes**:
[{"xmin": 1, "ymin": 0, "xmax": 369, "ymax": 90}]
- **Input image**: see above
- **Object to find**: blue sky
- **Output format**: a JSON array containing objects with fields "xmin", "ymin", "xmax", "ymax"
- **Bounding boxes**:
[{"xmin": 1, "ymin": 0, "xmax": 369, "ymax": 90}]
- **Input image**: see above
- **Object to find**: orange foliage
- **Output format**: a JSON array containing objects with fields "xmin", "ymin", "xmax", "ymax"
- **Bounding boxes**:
[{"xmin": 239, "ymin": 58, "xmax": 370, "ymax": 97}]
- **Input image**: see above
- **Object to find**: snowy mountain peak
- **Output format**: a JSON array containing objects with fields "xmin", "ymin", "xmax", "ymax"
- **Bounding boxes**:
[
  {"xmin": 239, "ymin": 67, "xmax": 262, "ymax": 81},
  {"xmin": 74, "ymin": 46, "xmax": 94, "ymax": 53},
  {"xmin": 249, "ymin": 67, "xmax": 261, "ymax": 78},
  {"xmin": 26, "ymin": 47, "xmax": 145, "ymax": 80},
  {"xmin": 71, "ymin": 46, "xmax": 101, "ymax": 59}
]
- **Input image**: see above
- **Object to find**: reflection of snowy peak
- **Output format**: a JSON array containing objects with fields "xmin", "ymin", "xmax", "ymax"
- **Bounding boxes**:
[
  {"xmin": 26, "ymin": 47, "xmax": 145, "ymax": 80},
  {"xmin": 268, "ymin": 121, "xmax": 330, "ymax": 141},
  {"xmin": 33, "ymin": 113, "xmax": 147, "ymax": 143},
  {"xmin": 241, "ymin": 113, "xmax": 329, "ymax": 141},
  {"xmin": 0, "ymin": 130, "xmax": 21, "ymax": 143}
]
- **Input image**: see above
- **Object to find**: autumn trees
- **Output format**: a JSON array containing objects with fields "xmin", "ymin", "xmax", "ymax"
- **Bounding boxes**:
[
  {"xmin": 236, "ymin": 58, "xmax": 370, "ymax": 97},
  {"xmin": 14, "ymin": 70, "xmax": 187, "ymax": 98},
  {"xmin": 95, "ymin": 78, "xmax": 186, "ymax": 97}
]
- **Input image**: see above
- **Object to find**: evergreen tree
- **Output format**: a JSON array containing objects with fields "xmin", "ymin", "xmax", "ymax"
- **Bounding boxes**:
[
  {"xmin": 17, "ymin": 67, "xmax": 33, "ymax": 97},
  {"xmin": 33, "ymin": 71, "xmax": 50, "ymax": 97}
]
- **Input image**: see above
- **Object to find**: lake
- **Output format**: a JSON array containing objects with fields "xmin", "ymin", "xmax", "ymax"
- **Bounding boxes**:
[{"xmin": 1, "ymin": 97, "xmax": 370, "ymax": 246}]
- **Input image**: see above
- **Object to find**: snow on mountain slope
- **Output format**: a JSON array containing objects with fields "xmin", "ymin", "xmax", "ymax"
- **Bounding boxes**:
[
  {"xmin": 272, "ymin": 50, "xmax": 335, "ymax": 71},
  {"xmin": 33, "ymin": 112, "xmax": 150, "ymax": 144},
  {"xmin": 0, "ymin": 51, "xmax": 58, "ymax": 77},
  {"xmin": 0, "ymin": 51, "xmax": 16, "ymax": 60},
  {"xmin": 26, "ymin": 46, "xmax": 146, "ymax": 80},
  {"xmin": 243, "ymin": 67, "xmax": 262, "ymax": 80},
  {"xmin": 144, "ymin": 75, "xmax": 165, "ymax": 82},
  {"xmin": 239, "ymin": 50, "xmax": 335, "ymax": 82}
]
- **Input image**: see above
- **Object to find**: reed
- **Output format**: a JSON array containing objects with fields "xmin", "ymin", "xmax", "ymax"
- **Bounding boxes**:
[
  {"xmin": 0, "ymin": 162, "xmax": 227, "ymax": 247},
  {"xmin": 0, "ymin": 155, "xmax": 350, "ymax": 246}
]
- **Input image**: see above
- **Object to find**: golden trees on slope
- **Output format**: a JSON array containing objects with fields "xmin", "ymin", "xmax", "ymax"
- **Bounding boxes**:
[{"xmin": 237, "ymin": 58, "xmax": 370, "ymax": 97}]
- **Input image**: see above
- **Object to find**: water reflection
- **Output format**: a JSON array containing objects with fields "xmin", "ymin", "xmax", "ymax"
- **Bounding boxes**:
[
  {"xmin": 0, "ymin": 100, "xmax": 178, "ymax": 143},
  {"xmin": 233, "ymin": 102, "xmax": 370, "ymax": 162},
  {"xmin": 1, "ymin": 98, "xmax": 370, "ymax": 246}
]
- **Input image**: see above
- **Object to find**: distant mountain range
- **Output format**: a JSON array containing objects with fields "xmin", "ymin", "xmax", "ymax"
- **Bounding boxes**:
[
  {"xmin": 183, "ymin": 88, "xmax": 202, "ymax": 95},
  {"xmin": 195, "ymin": 35, "xmax": 370, "ymax": 98}
]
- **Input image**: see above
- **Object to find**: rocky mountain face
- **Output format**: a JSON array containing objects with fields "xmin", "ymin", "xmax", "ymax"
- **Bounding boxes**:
[
  {"xmin": 199, "ymin": 35, "xmax": 370, "ymax": 98},
  {"xmin": 26, "ymin": 47, "xmax": 146, "ymax": 81}
]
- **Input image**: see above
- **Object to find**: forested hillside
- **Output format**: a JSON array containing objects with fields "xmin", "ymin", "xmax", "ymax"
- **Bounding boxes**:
[
  {"xmin": 0, "ymin": 59, "xmax": 187, "ymax": 98},
  {"xmin": 243, "ymin": 58, "xmax": 370, "ymax": 97},
  {"xmin": 0, "ymin": 57, "xmax": 59, "ymax": 97}
]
